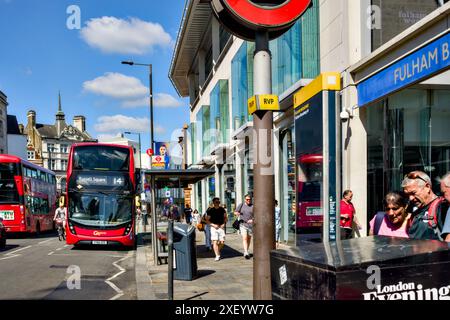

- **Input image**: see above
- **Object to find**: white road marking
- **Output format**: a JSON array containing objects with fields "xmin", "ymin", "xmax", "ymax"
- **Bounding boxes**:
[
  {"xmin": 105, "ymin": 252, "xmax": 133, "ymax": 300},
  {"xmin": 38, "ymin": 239, "xmax": 54, "ymax": 245},
  {"xmin": 0, "ymin": 245, "xmax": 32, "ymax": 261}
]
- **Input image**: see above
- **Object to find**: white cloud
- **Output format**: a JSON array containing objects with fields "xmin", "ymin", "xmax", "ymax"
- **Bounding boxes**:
[
  {"xmin": 95, "ymin": 115, "xmax": 150, "ymax": 133},
  {"xmin": 80, "ymin": 16, "xmax": 173, "ymax": 55},
  {"xmin": 121, "ymin": 93, "xmax": 183, "ymax": 108},
  {"xmin": 94, "ymin": 115, "xmax": 167, "ymax": 136},
  {"xmin": 83, "ymin": 73, "xmax": 147, "ymax": 99},
  {"xmin": 96, "ymin": 133, "xmax": 122, "ymax": 141},
  {"xmin": 154, "ymin": 93, "xmax": 184, "ymax": 108}
]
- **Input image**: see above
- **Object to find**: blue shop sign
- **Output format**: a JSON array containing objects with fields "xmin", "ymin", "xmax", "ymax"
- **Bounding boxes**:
[{"xmin": 358, "ymin": 32, "xmax": 450, "ymax": 107}]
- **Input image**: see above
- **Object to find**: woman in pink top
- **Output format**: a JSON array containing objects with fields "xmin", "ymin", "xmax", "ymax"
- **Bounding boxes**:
[{"xmin": 369, "ymin": 192, "xmax": 411, "ymax": 238}]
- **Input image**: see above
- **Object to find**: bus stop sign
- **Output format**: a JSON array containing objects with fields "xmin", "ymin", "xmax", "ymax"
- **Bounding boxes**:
[{"xmin": 211, "ymin": 0, "xmax": 312, "ymax": 40}]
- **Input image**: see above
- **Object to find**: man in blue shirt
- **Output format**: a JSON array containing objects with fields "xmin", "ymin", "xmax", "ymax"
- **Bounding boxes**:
[{"xmin": 440, "ymin": 172, "xmax": 450, "ymax": 242}]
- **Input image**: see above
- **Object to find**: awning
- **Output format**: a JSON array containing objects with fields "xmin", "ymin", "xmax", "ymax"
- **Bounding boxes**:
[{"xmin": 144, "ymin": 169, "xmax": 215, "ymax": 188}]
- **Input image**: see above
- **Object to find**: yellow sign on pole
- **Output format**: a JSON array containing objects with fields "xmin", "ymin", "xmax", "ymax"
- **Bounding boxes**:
[{"xmin": 248, "ymin": 94, "xmax": 280, "ymax": 115}]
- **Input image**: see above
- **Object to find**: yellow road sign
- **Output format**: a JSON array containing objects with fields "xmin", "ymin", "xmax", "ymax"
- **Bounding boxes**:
[{"xmin": 248, "ymin": 94, "xmax": 280, "ymax": 114}]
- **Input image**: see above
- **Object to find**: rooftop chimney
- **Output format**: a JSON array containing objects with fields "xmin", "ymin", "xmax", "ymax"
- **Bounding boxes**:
[{"xmin": 73, "ymin": 115, "xmax": 86, "ymax": 132}]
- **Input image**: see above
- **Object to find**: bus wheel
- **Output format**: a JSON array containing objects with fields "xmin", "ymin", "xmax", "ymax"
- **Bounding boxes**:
[{"xmin": 0, "ymin": 236, "xmax": 6, "ymax": 249}]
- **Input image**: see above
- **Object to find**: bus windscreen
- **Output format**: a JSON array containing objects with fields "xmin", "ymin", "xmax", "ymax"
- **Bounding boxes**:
[
  {"xmin": 73, "ymin": 146, "xmax": 130, "ymax": 171},
  {"xmin": 0, "ymin": 163, "xmax": 20, "ymax": 204},
  {"xmin": 69, "ymin": 192, "xmax": 132, "ymax": 227}
]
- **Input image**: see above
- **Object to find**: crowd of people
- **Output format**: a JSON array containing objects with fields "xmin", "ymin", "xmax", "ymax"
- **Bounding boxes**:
[{"xmin": 341, "ymin": 170, "xmax": 450, "ymax": 242}]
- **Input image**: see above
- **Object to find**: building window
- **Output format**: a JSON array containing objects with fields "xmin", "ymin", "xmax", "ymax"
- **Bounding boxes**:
[
  {"xmin": 0, "ymin": 120, "xmax": 3, "ymax": 138},
  {"xmin": 367, "ymin": 88, "xmax": 450, "ymax": 223},
  {"xmin": 47, "ymin": 143, "xmax": 56, "ymax": 153},
  {"xmin": 232, "ymin": 42, "xmax": 254, "ymax": 131},
  {"xmin": 61, "ymin": 144, "xmax": 68, "ymax": 153},
  {"xmin": 61, "ymin": 160, "xmax": 68, "ymax": 171},
  {"xmin": 371, "ymin": 0, "xmax": 441, "ymax": 51},
  {"xmin": 27, "ymin": 151, "xmax": 35, "ymax": 160},
  {"xmin": 50, "ymin": 159, "xmax": 56, "ymax": 171},
  {"xmin": 210, "ymin": 80, "xmax": 230, "ymax": 145}
]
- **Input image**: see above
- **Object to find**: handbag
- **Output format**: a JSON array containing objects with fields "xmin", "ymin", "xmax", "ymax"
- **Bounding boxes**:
[
  {"xmin": 197, "ymin": 222, "xmax": 205, "ymax": 232},
  {"xmin": 232, "ymin": 219, "xmax": 242, "ymax": 230}
]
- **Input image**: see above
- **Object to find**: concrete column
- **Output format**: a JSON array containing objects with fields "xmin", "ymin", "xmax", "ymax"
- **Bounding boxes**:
[
  {"xmin": 341, "ymin": 84, "xmax": 368, "ymax": 237},
  {"xmin": 235, "ymin": 141, "xmax": 244, "ymax": 207},
  {"xmin": 188, "ymin": 73, "xmax": 196, "ymax": 106}
]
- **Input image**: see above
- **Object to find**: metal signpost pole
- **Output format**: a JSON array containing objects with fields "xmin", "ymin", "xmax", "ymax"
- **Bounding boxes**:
[
  {"xmin": 168, "ymin": 218, "xmax": 174, "ymax": 300},
  {"xmin": 253, "ymin": 31, "xmax": 275, "ymax": 300},
  {"xmin": 151, "ymin": 175, "xmax": 158, "ymax": 266}
]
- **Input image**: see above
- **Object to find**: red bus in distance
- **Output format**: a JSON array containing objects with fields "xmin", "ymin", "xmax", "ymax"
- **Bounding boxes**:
[
  {"xmin": 65, "ymin": 143, "xmax": 137, "ymax": 248},
  {"xmin": 297, "ymin": 154, "xmax": 323, "ymax": 230},
  {"xmin": 0, "ymin": 155, "xmax": 57, "ymax": 234}
]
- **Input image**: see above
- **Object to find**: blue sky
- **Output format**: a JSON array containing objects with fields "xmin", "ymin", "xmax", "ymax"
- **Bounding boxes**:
[{"xmin": 0, "ymin": 0, "xmax": 189, "ymax": 151}]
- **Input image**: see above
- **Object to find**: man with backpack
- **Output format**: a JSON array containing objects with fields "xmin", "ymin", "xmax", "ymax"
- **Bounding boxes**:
[{"xmin": 402, "ymin": 171, "xmax": 448, "ymax": 240}]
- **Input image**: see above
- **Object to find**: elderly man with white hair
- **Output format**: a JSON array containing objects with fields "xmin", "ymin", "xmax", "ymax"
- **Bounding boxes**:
[
  {"xmin": 402, "ymin": 171, "xmax": 448, "ymax": 241},
  {"xmin": 439, "ymin": 172, "xmax": 450, "ymax": 242}
]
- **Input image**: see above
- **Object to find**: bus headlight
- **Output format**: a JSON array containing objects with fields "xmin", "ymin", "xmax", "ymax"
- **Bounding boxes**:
[
  {"xmin": 124, "ymin": 223, "xmax": 132, "ymax": 236},
  {"xmin": 68, "ymin": 221, "xmax": 76, "ymax": 235}
]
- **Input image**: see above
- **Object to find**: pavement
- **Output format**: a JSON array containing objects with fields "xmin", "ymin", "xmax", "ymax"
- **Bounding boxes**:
[{"xmin": 135, "ymin": 223, "xmax": 256, "ymax": 300}]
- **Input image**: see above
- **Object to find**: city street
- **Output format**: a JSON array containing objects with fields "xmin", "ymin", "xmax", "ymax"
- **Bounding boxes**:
[{"xmin": 0, "ymin": 233, "xmax": 137, "ymax": 300}]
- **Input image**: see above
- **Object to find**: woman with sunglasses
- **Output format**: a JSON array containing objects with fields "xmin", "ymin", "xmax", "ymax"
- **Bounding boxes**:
[{"xmin": 369, "ymin": 192, "xmax": 411, "ymax": 238}]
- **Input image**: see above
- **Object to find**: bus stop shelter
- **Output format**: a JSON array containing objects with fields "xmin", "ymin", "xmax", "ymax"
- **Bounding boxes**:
[{"xmin": 143, "ymin": 169, "xmax": 215, "ymax": 265}]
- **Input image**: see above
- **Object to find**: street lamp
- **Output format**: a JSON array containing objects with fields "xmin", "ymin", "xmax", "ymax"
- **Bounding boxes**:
[
  {"xmin": 122, "ymin": 60, "xmax": 157, "ymax": 265},
  {"xmin": 121, "ymin": 61, "xmax": 154, "ymax": 151}
]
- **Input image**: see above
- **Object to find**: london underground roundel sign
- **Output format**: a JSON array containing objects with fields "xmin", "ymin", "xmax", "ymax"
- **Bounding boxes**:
[{"xmin": 211, "ymin": 0, "xmax": 312, "ymax": 40}]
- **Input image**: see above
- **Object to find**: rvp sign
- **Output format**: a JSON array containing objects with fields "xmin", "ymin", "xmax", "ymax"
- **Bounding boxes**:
[{"xmin": 211, "ymin": 0, "xmax": 312, "ymax": 40}]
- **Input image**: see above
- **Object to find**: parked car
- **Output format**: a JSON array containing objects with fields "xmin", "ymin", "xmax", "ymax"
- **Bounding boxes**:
[{"xmin": 0, "ymin": 218, "xmax": 6, "ymax": 249}]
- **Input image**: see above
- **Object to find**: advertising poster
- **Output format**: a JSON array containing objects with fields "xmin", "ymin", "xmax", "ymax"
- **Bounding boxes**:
[{"xmin": 154, "ymin": 142, "xmax": 170, "ymax": 169}]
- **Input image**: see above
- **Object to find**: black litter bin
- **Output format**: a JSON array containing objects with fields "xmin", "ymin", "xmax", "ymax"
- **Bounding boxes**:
[{"xmin": 173, "ymin": 223, "xmax": 197, "ymax": 281}]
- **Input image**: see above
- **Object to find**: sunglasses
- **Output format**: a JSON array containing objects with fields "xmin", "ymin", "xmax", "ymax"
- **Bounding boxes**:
[{"xmin": 404, "ymin": 172, "xmax": 428, "ymax": 184}]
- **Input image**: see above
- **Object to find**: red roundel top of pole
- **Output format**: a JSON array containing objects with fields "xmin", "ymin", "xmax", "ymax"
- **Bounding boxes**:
[
  {"xmin": 211, "ymin": 0, "xmax": 312, "ymax": 40},
  {"xmin": 224, "ymin": 0, "xmax": 312, "ymax": 27}
]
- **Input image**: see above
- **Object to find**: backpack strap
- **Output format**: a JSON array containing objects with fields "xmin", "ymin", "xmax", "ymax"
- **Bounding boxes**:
[
  {"xmin": 373, "ymin": 211, "xmax": 386, "ymax": 235},
  {"xmin": 427, "ymin": 197, "xmax": 444, "ymax": 228}
]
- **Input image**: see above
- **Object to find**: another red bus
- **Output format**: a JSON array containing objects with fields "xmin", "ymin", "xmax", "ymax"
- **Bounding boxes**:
[
  {"xmin": 0, "ymin": 155, "xmax": 57, "ymax": 234},
  {"xmin": 297, "ymin": 154, "xmax": 323, "ymax": 230},
  {"xmin": 65, "ymin": 143, "xmax": 137, "ymax": 248}
]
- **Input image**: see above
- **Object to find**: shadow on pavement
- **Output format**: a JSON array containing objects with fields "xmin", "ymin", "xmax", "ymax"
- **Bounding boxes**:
[
  {"xmin": 196, "ymin": 244, "xmax": 243, "ymax": 259},
  {"xmin": 195, "ymin": 269, "xmax": 216, "ymax": 279},
  {"xmin": 0, "ymin": 244, "xmax": 20, "ymax": 252},
  {"xmin": 70, "ymin": 244, "xmax": 134, "ymax": 252},
  {"xmin": 6, "ymin": 231, "xmax": 57, "ymax": 239}
]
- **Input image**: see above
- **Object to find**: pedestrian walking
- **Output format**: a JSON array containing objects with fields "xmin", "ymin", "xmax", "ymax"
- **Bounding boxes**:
[
  {"xmin": 183, "ymin": 204, "xmax": 193, "ymax": 224},
  {"xmin": 206, "ymin": 197, "xmax": 227, "ymax": 261},
  {"xmin": 234, "ymin": 194, "xmax": 254, "ymax": 259},
  {"xmin": 402, "ymin": 171, "xmax": 448, "ymax": 240},
  {"xmin": 275, "ymin": 200, "xmax": 282, "ymax": 248},
  {"xmin": 191, "ymin": 209, "xmax": 200, "ymax": 226},
  {"xmin": 202, "ymin": 205, "xmax": 212, "ymax": 251},
  {"xmin": 340, "ymin": 190, "xmax": 361, "ymax": 239}
]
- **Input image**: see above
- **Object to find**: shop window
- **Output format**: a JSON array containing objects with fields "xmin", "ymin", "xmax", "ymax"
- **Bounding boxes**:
[{"xmin": 367, "ymin": 88, "xmax": 450, "ymax": 223}]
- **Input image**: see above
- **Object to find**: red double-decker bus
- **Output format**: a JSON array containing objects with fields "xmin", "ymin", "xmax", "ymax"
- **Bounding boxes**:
[
  {"xmin": 297, "ymin": 154, "xmax": 323, "ymax": 230},
  {"xmin": 0, "ymin": 155, "xmax": 57, "ymax": 234},
  {"xmin": 65, "ymin": 143, "xmax": 137, "ymax": 248}
]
